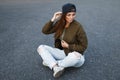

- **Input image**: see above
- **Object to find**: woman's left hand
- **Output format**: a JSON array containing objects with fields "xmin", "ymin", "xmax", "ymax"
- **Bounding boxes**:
[{"xmin": 61, "ymin": 40, "xmax": 69, "ymax": 48}]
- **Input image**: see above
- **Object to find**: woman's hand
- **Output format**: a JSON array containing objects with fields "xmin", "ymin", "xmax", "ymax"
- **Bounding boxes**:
[
  {"xmin": 61, "ymin": 40, "xmax": 69, "ymax": 49},
  {"xmin": 51, "ymin": 11, "xmax": 62, "ymax": 22}
]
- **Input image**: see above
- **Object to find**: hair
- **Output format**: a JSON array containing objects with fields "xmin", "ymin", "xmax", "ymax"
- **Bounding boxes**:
[{"xmin": 53, "ymin": 13, "xmax": 67, "ymax": 39}]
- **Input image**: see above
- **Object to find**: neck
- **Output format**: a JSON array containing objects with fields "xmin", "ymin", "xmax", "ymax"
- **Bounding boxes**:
[{"xmin": 65, "ymin": 22, "xmax": 70, "ymax": 28}]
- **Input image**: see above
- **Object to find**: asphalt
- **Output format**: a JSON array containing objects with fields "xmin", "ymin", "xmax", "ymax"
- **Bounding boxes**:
[{"xmin": 0, "ymin": 0, "xmax": 120, "ymax": 80}]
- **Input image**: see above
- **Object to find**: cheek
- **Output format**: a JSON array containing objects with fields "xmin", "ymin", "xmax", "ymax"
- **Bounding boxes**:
[
  {"xmin": 73, "ymin": 15, "xmax": 76, "ymax": 18},
  {"xmin": 65, "ymin": 17, "xmax": 69, "ymax": 21}
]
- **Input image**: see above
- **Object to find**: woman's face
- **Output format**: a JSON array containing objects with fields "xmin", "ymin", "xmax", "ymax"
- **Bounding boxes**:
[{"xmin": 65, "ymin": 12, "xmax": 76, "ymax": 23}]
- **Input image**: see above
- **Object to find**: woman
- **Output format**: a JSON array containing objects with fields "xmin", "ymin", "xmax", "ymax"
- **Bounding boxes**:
[{"xmin": 37, "ymin": 3, "xmax": 88, "ymax": 78}]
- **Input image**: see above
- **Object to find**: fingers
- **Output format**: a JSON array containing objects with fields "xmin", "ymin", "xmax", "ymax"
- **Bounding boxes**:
[
  {"xmin": 61, "ymin": 40, "xmax": 64, "ymax": 46},
  {"xmin": 61, "ymin": 40, "xmax": 65, "ymax": 43},
  {"xmin": 61, "ymin": 40, "xmax": 64, "ymax": 43},
  {"xmin": 54, "ymin": 11, "xmax": 62, "ymax": 19},
  {"xmin": 61, "ymin": 40, "xmax": 69, "ymax": 48},
  {"xmin": 51, "ymin": 11, "xmax": 62, "ymax": 22},
  {"xmin": 54, "ymin": 11, "xmax": 62, "ymax": 16}
]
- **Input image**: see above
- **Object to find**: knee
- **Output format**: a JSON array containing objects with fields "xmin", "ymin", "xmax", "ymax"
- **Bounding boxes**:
[
  {"xmin": 72, "ymin": 51, "xmax": 82, "ymax": 59},
  {"xmin": 37, "ymin": 45, "xmax": 45, "ymax": 53},
  {"xmin": 72, "ymin": 52, "xmax": 85, "ymax": 63},
  {"xmin": 72, "ymin": 52, "xmax": 85, "ymax": 67}
]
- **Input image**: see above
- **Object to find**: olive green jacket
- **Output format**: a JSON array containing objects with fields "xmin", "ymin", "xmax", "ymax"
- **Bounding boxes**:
[{"xmin": 42, "ymin": 20, "xmax": 88, "ymax": 55}]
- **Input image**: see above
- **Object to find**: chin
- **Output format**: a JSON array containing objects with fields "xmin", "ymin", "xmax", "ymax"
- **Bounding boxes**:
[
  {"xmin": 66, "ymin": 20, "xmax": 73, "ymax": 23},
  {"xmin": 69, "ymin": 20, "xmax": 73, "ymax": 23}
]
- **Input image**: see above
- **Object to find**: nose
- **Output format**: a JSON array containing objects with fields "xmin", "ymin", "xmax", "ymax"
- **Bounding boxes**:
[
  {"xmin": 70, "ymin": 15, "xmax": 74, "ymax": 20},
  {"xmin": 70, "ymin": 15, "xmax": 73, "ymax": 18}
]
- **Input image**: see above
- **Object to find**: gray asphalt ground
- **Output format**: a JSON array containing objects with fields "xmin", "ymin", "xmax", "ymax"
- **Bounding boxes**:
[{"xmin": 0, "ymin": 0, "xmax": 120, "ymax": 80}]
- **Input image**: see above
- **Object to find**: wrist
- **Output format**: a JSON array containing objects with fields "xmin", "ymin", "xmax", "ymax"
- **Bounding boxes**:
[
  {"xmin": 51, "ymin": 19, "xmax": 54, "ymax": 22},
  {"xmin": 51, "ymin": 17, "xmax": 55, "ymax": 22}
]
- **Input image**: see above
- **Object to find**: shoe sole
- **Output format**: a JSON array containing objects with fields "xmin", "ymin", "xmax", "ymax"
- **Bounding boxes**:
[
  {"xmin": 54, "ymin": 69, "xmax": 64, "ymax": 78},
  {"xmin": 42, "ymin": 61, "xmax": 47, "ymax": 67}
]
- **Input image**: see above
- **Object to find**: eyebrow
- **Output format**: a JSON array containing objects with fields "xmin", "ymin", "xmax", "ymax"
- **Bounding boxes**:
[{"xmin": 67, "ymin": 13, "xmax": 76, "ymax": 15}]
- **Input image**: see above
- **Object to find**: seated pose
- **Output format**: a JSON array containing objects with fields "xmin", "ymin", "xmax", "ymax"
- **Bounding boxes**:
[{"xmin": 37, "ymin": 3, "xmax": 88, "ymax": 78}]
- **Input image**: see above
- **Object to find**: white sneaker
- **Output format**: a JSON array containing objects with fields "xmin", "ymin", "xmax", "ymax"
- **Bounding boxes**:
[
  {"xmin": 53, "ymin": 66, "xmax": 64, "ymax": 78},
  {"xmin": 42, "ymin": 61, "xmax": 48, "ymax": 66}
]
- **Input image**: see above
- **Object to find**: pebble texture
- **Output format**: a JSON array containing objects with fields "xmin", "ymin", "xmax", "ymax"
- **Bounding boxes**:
[{"xmin": 0, "ymin": 0, "xmax": 120, "ymax": 80}]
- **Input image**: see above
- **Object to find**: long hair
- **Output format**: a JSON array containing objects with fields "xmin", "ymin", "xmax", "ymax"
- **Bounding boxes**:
[{"xmin": 53, "ymin": 13, "xmax": 67, "ymax": 39}]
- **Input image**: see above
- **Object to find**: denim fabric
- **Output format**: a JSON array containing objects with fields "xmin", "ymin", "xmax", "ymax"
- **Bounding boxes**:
[{"xmin": 37, "ymin": 45, "xmax": 85, "ymax": 69}]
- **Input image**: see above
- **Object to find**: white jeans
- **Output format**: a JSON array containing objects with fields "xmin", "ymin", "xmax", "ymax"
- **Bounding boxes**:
[{"xmin": 37, "ymin": 45, "xmax": 85, "ymax": 69}]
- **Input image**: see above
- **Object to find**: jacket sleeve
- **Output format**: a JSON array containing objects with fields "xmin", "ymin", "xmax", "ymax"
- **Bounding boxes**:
[
  {"xmin": 42, "ymin": 20, "xmax": 55, "ymax": 34},
  {"xmin": 68, "ymin": 26, "xmax": 88, "ymax": 54}
]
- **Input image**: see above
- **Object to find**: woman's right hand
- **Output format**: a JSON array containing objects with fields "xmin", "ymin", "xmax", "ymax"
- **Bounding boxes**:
[{"xmin": 51, "ymin": 11, "xmax": 62, "ymax": 22}]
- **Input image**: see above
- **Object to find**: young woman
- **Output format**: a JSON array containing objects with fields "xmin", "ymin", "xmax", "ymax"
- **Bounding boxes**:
[{"xmin": 37, "ymin": 3, "xmax": 88, "ymax": 78}]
